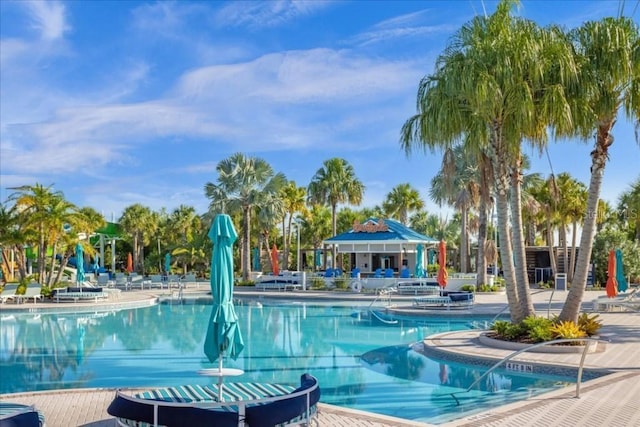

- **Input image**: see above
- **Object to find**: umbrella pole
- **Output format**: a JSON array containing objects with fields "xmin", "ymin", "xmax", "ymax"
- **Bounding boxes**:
[{"xmin": 218, "ymin": 357, "xmax": 224, "ymax": 401}]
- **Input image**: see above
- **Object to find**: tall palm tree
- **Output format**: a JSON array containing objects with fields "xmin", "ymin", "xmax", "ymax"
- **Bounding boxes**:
[
  {"xmin": 205, "ymin": 153, "xmax": 286, "ymax": 281},
  {"xmin": 430, "ymin": 146, "xmax": 479, "ymax": 274},
  {"xmin": 308, "ymin": 158, "xmax": 364, "ymax": 270},
  {"xmin": 119, "ymin": 204, "xmax": 158, "ymax": 273},
  {"xmin": 400, "ymin": 0, "xmax": 580, "ymax": 322},
  {"xmin": 0, "ymin": 202, "xmax": 28, "ymax": 283},
  {"xmin": 382, "ymin": 183, "xmax": 425, "ymax": 225},
  {"xmin": 302, "ymin": 204, "xmax": 332, "ymax": 270},
  {"xmin": 165, "ymin": 205, "xmax": 201, "ymax": 274},
  {"xmin": 560, "ymin": 17, "xmax": 640, "ymax": 323}
]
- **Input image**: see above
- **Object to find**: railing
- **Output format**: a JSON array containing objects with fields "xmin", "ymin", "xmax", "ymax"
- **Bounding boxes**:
[
  {"xmin": 449, "ymin": 337, "xmax": 604, "ymax": 405},
  {"xmin": 489, "ymin": 289, "xmax": 556, "ymax": 325},
  {"xmin": 367, "ymin": 287, "xmax": 398, "ymax": 324}
]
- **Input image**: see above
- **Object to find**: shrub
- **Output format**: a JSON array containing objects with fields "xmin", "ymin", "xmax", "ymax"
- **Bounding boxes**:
[
  {"xmin": 334, "ymin": 277, "xmax": 349, "ymax": 290},
  {"xmin": 460, "ymin": 284, "xmax": 476, "ymax": 292},
  {"xmin": 577, "ymin": 313, "xmax": 603, "ymax": 336},
  {"xmin": 522, "ymin": 316, "xmax": 554, "ymax": 343},
  {"xmin": 491, "ymin": 320, "xmax": 527, "ymax": 340},
  {"xmin": 550, "ymin": 321, "xmax": 586, "ymax": 342},
  {"xmin": 309, "ymin": 277, "xmax": 326, "ymax": 290}
]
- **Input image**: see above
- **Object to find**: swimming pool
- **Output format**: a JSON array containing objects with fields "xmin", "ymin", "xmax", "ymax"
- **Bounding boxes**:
[{"xmin": 0, "ymin": 300, "xmax": 586, "ymax": 424}]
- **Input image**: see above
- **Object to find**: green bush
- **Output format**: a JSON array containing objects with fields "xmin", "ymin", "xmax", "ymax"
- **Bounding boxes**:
[
  {"xmin": 460, "ymin": 284, "xmax": 476, "ymax": 292},
  {"xmin": 334, "ymin": 277, "xmax": 349, "ymax": 290},
  {"xmin": 577, "ymin": 313, "xmax": 603, "ymax": 336},
  {"xmin": 309, "ymin": 277, "xmax": 327, "ymax": 290},
  {"xmin": 522, "ymin": 316, "xmax": 554, "ymax": 343}
]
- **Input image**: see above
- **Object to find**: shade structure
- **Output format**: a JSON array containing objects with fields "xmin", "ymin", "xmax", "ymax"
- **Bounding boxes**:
[
  {"xmin": 252, "ymin": 247, "xmax": 260, "ymax": 272},
  {"xmin": 204, "ymin": 214, "xmax": 244, "ymax": 399},
  {"xmin": 271, "ymin": 244, "xmax": 280, "ymax": 276},
  {"xmin": 437, "ymin": 240, "xmax": 448, "ymax": 289},
  {"xmin": 164, "ymin": 252, "xmax": 171, "ymax": 274},
  {"xmin": 76, "ymin": 243, "xmax": 85, "ymax": 284},
  {"xmin": 605, "ymin": 249, "xmax": 618, "ymax": 298},
  {"xmin": 615, "ymin": 249, "xmax": 628, "ymax": 293},
  {"xmin": 414, "ymin": 244, "xmax": 425, "ymax": 278},
  {"xmin": 126, "ymin": 253, "xmax": 133, "ymax": 273}
]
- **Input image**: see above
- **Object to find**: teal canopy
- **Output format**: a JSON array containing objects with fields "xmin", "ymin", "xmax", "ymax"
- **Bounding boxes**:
[
  {"xmin": 76, "ymin": 243, "xmax": 85, "ymax": 284},
  {"xmin": 415, "ymin": 244, "xmax": 425, "ymax": 278},
  {"xmin": 615, "ymin": 249, "xmax": 628, "ymax": 292},
  {"xmin": 204, "ymin": 214, "xmax": 244, "ymax": 365},
  {"xmin": 252, "ymin": 247, "xmax": 260, "ymax": 272}
]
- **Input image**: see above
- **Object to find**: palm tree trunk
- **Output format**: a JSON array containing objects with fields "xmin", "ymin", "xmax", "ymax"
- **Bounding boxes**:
[
  {"xmin": 490, "ymin": 133, "xmax": 523, "ymax": 323},
  {"xmin": 569, "ymin": 220, "xmax": 578, "ymax": 282},
  {"xmin": 560, "ymin": 226, "xmax": 568, "ymax": 276},
  {"xmin": 476, "ymin": 204, "xmax": 488, "ymax": 287},
  {"xmin": 242, "ymin": 207, "xmax": 251, "ymax": 281},
  {"xmin": 509, "ymin": 160, "xmax": 534, "ymax": 317},
  {"xmin": 460, "ymin": 205, "xmax": 468, "ymax": 273},
  {"xmin": 559, "ymin": 125, "xmax": 613, "ymax": 323},
  {"xmin": 282, "ymin": 217, "xmax": 288, "ymax": 269},
  {"xmin": 545, "ymin": 214, "xmax": 557, "ymax": 277}
]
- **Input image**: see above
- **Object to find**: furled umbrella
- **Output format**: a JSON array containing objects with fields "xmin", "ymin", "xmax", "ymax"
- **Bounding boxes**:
[
  {"xmin": 484, "ymin": 239, "xmax": 499, "ymax": 276},
  {"xmin": 92, "ymin": 255, "xmax": 100, "ymax": 278},
  {"xmin": 615, "ymin": 249, "xmax": 628, "ymax": 293},
  {"xmin": 126, "ymin": 253, "xmax": 133, "ymax": 273},
  {"xmin": 76, "ymin": 243, "xmax": 85, "ymax": 286},
  {"xmin": 271, "ymin": 244, "xmax": 280, "ymax": 276},
  {"xmin": 437, "ymin": 240, "xmax": 448, "ymax": 293},
  {"xmin": 414, "ymin": 244, "xmax": 425, "ymax": 278},
  {"xmin": 203, "ymin": 214, "xmax": 244, "ymax": 401},
  {"xmin": 164, "ymin": 252, "xmax": 171, "ymax": 275},
  {"xmin": 252, "ymin": 247, "xmax": 260, "ymax": 272},
  {"xmin": 606, "ymin": 249, "xmax": 618, "ymax": 298},
  {"xmin": 315, "ymin": 249, "xmax": 322, "ymax": 270}
]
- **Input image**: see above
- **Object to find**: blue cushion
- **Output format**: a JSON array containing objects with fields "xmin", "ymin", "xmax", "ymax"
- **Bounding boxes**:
[
  {"xmin": 107, "ymin": 393, "xmax": 239, "ymax": 427},
  {"xmin": 245, "ymin": 374, "xmax": 320, "ymax": 427}
]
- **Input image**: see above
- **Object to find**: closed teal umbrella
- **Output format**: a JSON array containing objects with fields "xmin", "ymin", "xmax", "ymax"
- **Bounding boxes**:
[
  {"xmin": 164, "ymin": 252, "xmax": 171, "ymax": 274},
  {"xmin": 615, "ymin": 249, "xmax": 628, "ymax": 292},
  {"xmin": 204, "ymin": 214, "xmax": 244, "ymax": 399},
  {"xmin": 252, "ymin": 247, "xmax": 260, "ymax": 272},
  {"xmin": 76, "ymin": 243, "xmax": 85, "ymax": 285},
  {"xmin": 414, "ymin": 244, "xmax": 425, "ymax": 278}
]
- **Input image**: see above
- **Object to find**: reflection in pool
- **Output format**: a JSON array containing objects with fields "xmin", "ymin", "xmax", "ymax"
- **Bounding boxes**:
[{"xmin": 0, "ymin": 301, "xmax": 587, "ymax": 424}]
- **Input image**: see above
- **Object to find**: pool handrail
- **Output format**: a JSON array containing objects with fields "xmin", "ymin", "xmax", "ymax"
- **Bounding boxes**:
[
  {"xmin": 489, "ymin": 289, "xmax": 555, "ymax": 325},
  {"xmin": 448, "ymin": 337, "xmax": 606, "ymax": 405},
  {"xmin": 367, "ymin": 287, "xmax": 398, "ymax": 325}
]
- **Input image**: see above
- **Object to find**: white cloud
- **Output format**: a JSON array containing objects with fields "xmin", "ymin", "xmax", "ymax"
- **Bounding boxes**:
[
  {"xmin": 215, "ymin": 0, "xmax": 333, "ymax": 29},
  {"xmin": 24, "ymin": 0, "xmax": 69, "ymax": 40}
]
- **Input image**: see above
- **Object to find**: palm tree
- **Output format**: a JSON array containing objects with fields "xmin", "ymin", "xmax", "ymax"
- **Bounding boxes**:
[
  {"xmin": 0, "ymin": 203, "xmax": 28, "ymax": 283},
  {"xmin": 430, "ymin": 147, "xmax": 479, "ymax": 274},
  {"xmin": 257, "ymin": 194, "xmax": 285, "ymax": 272},
  {"xmin": 119, "ymin": 204, "xmax": 158, "ymax": 273},
  {"xmin": 280, "ymin": 181, "xmax": 308, "ymax": 269},
  {"xmin": 400, "ymin": 0, "xmax": 580, "ymax": 322},
  {"xmin": 560, "ymin": 17, "xmax": 640, "ymax": 323},
  {"xmin": 555, "ymin": 173, "xmax": 587, "ymax": 282},
  {"xmin": 382, "ymin": 183, "xmax": 425, "ymax": 225},
  {"xmin": 165, "ymin": 205, "xmax": 201, "ymax": 274},
  {"xmin": 308, "ymin": 158, "xmax": 364, "ymax": 270},
  {"xmin": 618, "ymin": 177, "xmax": 640, "ymax": 243},
  {"xmin": 302, "ymin": 204, "xmax": 332, "ymax": 270},
  {"xmin": 204, "ymin": 153, "xmax": 286, "ymax": 281}
]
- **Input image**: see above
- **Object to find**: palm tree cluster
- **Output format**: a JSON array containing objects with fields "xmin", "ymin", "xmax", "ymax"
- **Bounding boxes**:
[{"xmin": 400, "ymin": 0, "xmax": 639, "ymax": 323}]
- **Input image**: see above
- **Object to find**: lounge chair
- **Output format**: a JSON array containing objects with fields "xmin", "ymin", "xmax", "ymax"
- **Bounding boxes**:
[
  {"xmin": 149, "ymin": 275, "xmax": 164, "ymax": 289},
  {"xmin": 182, "ymin": 274, "xmax": 197, "ymax": 288},
  {"xmin": 107, "ymin": 391, "xmax": 239, "ymax": 427},
  {"xmin": 96, "ymin": 274, "xmax": 111, "ymax": 287},
  {"xmin": 167, "ymin": 275, "xmax": 181, "ymax": 289},
  {"xmin": 0, "ymin": 402, "xmax": 45, "ymax": 427},
  {"xmin": 245, "ymin": 373, "xmax": 321, "ymax": 427},
  {"xmin": 592, "ymin": 286, "xmax": 639, "ymax": 312},
  {"xmin": 20, "ymin": 282, "xmax": 43, "ymax": 303},
  {"xmin": 0, "ymin": 283, "xmax": 20, "ymax": 304},
  {"xmin": 114, "ymin": 275, "xmax": 128, "ymax": 290},
  {"xmin": 128, "ymin": 275, "xmax": 145, "ymax": 290}
]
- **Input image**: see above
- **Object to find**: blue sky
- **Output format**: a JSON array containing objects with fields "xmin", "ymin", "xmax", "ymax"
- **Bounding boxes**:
[{"xmin": 1, "ymin": 0, "xmax": 638, "ymax": 220}]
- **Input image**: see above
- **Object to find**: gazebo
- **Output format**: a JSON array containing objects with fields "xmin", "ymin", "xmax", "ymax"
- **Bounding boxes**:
[{"xmin": 323, "ymin": 218, "xmax": 438, "ymax": 276}]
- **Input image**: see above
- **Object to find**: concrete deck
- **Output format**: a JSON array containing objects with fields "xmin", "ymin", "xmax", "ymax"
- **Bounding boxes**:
[{"xmin": 1, "ymin": 286, "xmax": 638, "ymax": 426}]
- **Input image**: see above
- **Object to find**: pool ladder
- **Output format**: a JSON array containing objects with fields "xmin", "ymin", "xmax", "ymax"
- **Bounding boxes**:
[{"xmin": 448, "ymin": 337, "xmax": 606, "ymax": 405}]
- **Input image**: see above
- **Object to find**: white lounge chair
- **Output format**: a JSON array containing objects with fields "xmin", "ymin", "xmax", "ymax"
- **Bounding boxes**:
[
  {"xmin": 20, "ymin": 282, "xmax": 43, "ymax": 303},
  {"xmin": 0, "ymin": 283, "xmax": 20, "ymax": 304},
  {"xmin": 182, "ymin": 274, "xmax": 197, "ymax": 288},
  {"xmin": 149, "ymin": 275, "xmax": 164, "ymax": 289},
  {"xmin": 167, "ymin": 275, "xmax": 181, "ymax": 289}
]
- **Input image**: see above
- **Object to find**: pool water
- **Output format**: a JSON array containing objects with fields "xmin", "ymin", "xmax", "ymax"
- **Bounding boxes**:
[{"xmin": 0, "ymin": 300, "xmax": 581, "ymax": 424}]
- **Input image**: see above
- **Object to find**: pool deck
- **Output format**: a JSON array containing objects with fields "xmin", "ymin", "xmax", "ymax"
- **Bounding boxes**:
[{"xmin": 1, "ymin": 286, "xmax": 638, "ymax": 427}]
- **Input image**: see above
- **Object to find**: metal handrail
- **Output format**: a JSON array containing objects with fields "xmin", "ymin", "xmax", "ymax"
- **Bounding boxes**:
[
  {"xmin": 449, "ymin": 337, "xmax": 604, "ymax": 405},
  {"xmin": 367, "ymin": 287, "xmax": 398, "ymax": 324}
]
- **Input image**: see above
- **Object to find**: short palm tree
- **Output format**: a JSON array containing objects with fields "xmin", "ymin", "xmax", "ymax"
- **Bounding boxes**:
[{"xmin": 382, "ymin": 183, "xmax": 424, "ymax": 226}]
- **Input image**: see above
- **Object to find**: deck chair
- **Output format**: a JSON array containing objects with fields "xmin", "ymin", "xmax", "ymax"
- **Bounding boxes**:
[
  {"xmin": 245, "ymin": 373, "xmax": 320, "ymax": 427},
  {"xmin": 114, "ymin": 275, "xmax": 128, "ymax": 290},
  {"xmin": 373, "ymin": 268, "xmax": 382, "ymax": 278},
  {"xmin": 0, "ymin": 402, "xmax": 45, "ymax": 427},
  {"xmin": 107, "ymin": 390, "xmax": 239, "ymax": 427},
  {"xmin": 384, "ymin": 268, "xmax": 394, "ymax": 278},
  {"xmin": 0, "ymin": 283, "xmax": 20, "ymax": 304},
  {"xmin": 182, "ymin": 274, "xmax": 197, "ymax": 288},
  {"xmin": 21, "ymin": 282, "xmax": 43, "ymax": 303},
  {"xmin": 149, "ymin": 275, "xmax": 164, "ymax": 289}
]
